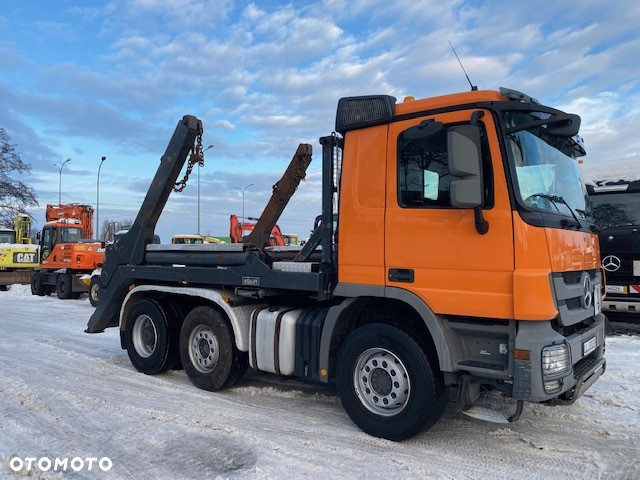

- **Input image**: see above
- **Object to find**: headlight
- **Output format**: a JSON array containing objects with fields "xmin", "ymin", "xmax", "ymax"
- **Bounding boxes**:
[{"xmin": 542, "ymin": 344, "xmax": 570, "ymax": 377}]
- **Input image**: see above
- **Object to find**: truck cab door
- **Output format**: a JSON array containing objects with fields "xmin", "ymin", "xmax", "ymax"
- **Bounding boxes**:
[
  {"xmin": 385, "ymin": 109, "xmax": 516, "ymax": 319},
  {"xmin": 40, "ymin": 227, "xmax": 55, "ymax": 261}
]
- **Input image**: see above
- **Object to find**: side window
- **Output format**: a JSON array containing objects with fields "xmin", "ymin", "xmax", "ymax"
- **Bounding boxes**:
[
  {"xmin": 398, "ymin": 121, "xmax": 493, "ymax": 208},
  {"xmin": 398, "ymin": 125, "xmax": 459, "ymax": 208},
  {"xmin": 42, "ymin": 228, "xmax": 52, "ymax": 259}
]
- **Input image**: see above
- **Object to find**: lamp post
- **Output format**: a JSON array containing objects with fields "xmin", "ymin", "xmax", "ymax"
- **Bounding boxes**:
[
  {"xmin": 235, "ymin": 183, "xmax": 254, "ymax": 225},
  {"xmin": 53, "ymin": 158, "xmax": 71, "ymax": 206},
  {"xmin": 197, "ymin": 145, "xmax": 214, "ymax": 235},
  {"xmin": 96, "ymin": 156, "xmax": 106, "ymax": 241}
]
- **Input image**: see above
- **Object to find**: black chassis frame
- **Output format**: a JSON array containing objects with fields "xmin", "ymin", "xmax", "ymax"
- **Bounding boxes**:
[{"xmin": 87, "ymin": 116, "xmax": 339, "ymax": 333}]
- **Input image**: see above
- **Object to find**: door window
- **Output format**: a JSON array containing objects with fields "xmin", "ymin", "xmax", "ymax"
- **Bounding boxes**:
[{"xmin": 397, "ymin": 122, "xmax": 493, "ymax": 208}]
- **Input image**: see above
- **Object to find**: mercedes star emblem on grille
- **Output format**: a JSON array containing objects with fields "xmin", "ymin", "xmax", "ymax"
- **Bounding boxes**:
[
  {"xmin": 582, "ymin": 273, "xmax": 593, "ymax": 309},
  {"xmin": 602, "ymin": 255, "xmax": 622, "ymax": 272}
]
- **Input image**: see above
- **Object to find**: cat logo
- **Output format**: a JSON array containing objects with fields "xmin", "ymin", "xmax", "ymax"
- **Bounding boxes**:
[{"xmin": 14, "ymin": 252, "xmax": 37, "ymax": 263}]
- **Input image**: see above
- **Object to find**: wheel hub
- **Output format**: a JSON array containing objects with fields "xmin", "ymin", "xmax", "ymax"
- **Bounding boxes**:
[
  {"xmin": 354, "ymin": 348, "xmax": 410, "ymax": 416},
  {"xmin": 189, "ymin": 325, "xmax": 219, "ymax": 373},
  {"xmin": 198, "ymin": 337, "xmax": 210, "ymax": 358},
  {"xmin": 132, "ymin": 315, "xmax": 157, "ymax": 358},
  {"xmin": 370, "ymin": 367, "xmax": 392, "ymax": 396}
]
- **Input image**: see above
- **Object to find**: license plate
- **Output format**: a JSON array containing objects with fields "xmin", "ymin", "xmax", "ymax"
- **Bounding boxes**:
[
  {"xmin": 606, "ymin": 285, "xmax": 627, "ymax": 294},
  {"xmin": 594, "ymin": 288, "xmax": 602, "ymax": 315},
  {"xmin": 583, "ymin": 337, "xmax": 597, "ymax": 356}
]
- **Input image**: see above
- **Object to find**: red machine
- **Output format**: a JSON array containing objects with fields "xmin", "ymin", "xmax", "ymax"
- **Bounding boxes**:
[{"xmin": 229, "ymin": 214, "xmax": 286, "ymax": 246}]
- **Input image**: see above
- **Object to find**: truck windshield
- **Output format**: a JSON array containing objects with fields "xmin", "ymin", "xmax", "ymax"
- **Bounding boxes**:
[
  {"xmin": 505, "ymin": 111, "xmax": 591, "ymax": 221},
  {"xmin": 61, "ymin": 227, "xmax": 83, "ymax": 242},
  {"xmin": 589, "ymin": 191, "xmax": 640, "ymax": 228}
]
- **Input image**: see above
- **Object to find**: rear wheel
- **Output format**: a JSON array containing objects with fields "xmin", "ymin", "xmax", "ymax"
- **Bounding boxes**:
[
  {"xmin": 124, "ymin": 298, "xmax": 179, "ymax": 375},
  {"xmin": 336, "ymin": 323, "xmax": 446, "ymax": 441},
  {"xmin": 179, "ymin": 306, "xmax": 243, "ymax": 391},
  {"xmin": 89, "ymin": 276, "xmax": 100, "ymax": 307},
  {"xmin": 56, "ymin": 273, "xmax": 73, "ymax": 299},
  {"xmin": 0, "ymin": 284, "xmax": 11, "ymax": 291}
]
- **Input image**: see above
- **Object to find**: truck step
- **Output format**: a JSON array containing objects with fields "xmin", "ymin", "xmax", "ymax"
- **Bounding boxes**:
[
  {"xmin": 462, "ymin": 399, "xmax": 524, "ymax": 424},
  {"xmin": 462, "ymin": 406, "xmax": 510, "ymax": 423}
]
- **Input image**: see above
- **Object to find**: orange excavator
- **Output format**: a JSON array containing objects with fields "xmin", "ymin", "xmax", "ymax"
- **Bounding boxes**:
[
  {"xmin": 31, "ymin": 204, "xmax": 105, "ymax": 299},
  {"xmin": 229, "ymin": 214, "xmax": 286, "ymax": 246}
]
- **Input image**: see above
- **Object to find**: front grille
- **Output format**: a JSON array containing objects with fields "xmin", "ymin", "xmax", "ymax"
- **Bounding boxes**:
[
  {"xmin": 573, "ymin": 354, "xmax": 599, "ymax": 379},
  {"xmin": 552, "ymin": 269, "xmax": 601, "ymax": 327},
  {"xmin": 565, "ymin": 297, "xmax": 581, "ymax": 310}
]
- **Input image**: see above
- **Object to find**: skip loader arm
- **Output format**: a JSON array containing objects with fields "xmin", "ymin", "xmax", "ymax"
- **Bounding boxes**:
[
  {"xmin": 243, "ymin": 144, "xmax": 312, "ymax": 248},
  {"xmin": 86, "ymin": 115, "xmax": 203, "ymax": 333}
]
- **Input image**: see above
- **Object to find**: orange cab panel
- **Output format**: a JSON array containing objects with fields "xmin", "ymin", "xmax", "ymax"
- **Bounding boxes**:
[
  {"xmin": 383, "ymin": 109, "xmax": 515, "ymax": 319},
  {"xmin": 338, "ymin": 125, "xmax": 388, "ymax": 286}
]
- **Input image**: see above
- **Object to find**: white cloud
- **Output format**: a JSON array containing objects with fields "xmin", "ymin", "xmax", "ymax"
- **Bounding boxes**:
[{"xmin": 2, "ymin": 0, "xmax": 640, "ymax": 237}]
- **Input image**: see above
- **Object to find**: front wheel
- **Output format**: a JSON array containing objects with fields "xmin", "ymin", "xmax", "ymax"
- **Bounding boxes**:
[
  {"xmin": 89, "ymin": 276, "xmax": 100, "ymax": 307},
  {"xmin": 31, "ymin": 272, "xmax": 47, "ymax": 296},
  {"xmin": 336, "ymin": 323, "xmax": 446, "ymax": 441},
  {"xmin": 0, "ymin": 284, "xmax": 11, "ymax": 291}
]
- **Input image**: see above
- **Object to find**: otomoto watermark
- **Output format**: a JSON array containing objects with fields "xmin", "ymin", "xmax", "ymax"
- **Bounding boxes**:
[{"xmin": 9, "ymin": 456, "xmax": 112, "ymax": 473}]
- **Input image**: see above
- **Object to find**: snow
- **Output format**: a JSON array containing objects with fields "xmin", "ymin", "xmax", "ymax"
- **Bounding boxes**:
[
  {"xmin": 581, "ymin": 161, "xmax": 640, "ymax": 185},
  {"xmin": 1, "ymin": 285, "xmax": 639, "ymax": 479}
]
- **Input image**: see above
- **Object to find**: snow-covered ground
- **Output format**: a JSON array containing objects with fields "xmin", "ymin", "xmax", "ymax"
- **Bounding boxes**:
[{"xmin": 1, "ymin": 285, "xmax": 639, "ymax": 480}]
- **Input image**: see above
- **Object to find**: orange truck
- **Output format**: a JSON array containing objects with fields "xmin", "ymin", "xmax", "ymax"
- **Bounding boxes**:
[
  {"xmin": 31, "ymin": 204, "xmax": 104, "ymax": 299},
  {"xmin": 88, "ymin": 88, "xmax": 605, "ymax": 440}
]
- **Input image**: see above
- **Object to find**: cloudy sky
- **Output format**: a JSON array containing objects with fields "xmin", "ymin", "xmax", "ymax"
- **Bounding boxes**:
[{"xmin": 1, "ymin": 0, "xmax": 638, "ymax": 240}]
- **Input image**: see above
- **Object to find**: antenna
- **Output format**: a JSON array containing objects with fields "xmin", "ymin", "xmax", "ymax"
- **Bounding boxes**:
[{"xmin": 449, "ymin": 41, "xmax": 477, "ymax": 91}]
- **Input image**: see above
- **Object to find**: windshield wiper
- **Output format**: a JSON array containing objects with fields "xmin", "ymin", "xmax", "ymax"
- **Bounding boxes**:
[
  {"xmin": 527, "ymin": 193, "xmax": 582, "ymax": 229},
  {"xmin": 574, "ymin": 208, "xmax": 593, "ymax": 219}
]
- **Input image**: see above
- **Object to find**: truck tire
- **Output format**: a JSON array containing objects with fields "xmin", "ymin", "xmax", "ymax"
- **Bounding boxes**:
[
  {"xmin": 336, "ymin": 323, "xmax": 446, "ymax": 441},
  {"xmin": 0, "ymin": 284, "xmax": 10, "ymax": 291},
  {"xmin": 179, "ymin": 306, "xmax": 241, "ymax": 391},
  {"xmin": 158, "ymin": 300, "xmax": 183, "ymax": 370},
  {"xmin": 31, "ymin": 272, "xmax": 47, "ymax": 296},
  {"xmin": 89, "ymin": 276, "xmax": 100, "ymax": 307},
  {"xmin": 56, "ymin": 273, "xmax": 73, "ymax": 299},
  {"xmin": 124, "ymin": 298, "xmax": 179, "ymax": 375}
]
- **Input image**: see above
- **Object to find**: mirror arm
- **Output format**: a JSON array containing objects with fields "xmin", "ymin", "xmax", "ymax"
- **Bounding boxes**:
[
  {"xmin": 470, "ymin": 111, "xmax": 487, "ymax": 234},
  {"xmin": 474, "ymin": 207, "xmax": 489, "ymax": 235},
  {"xmin": 470, "ymin": 110, "xmax": 484, "ymax": 126}
]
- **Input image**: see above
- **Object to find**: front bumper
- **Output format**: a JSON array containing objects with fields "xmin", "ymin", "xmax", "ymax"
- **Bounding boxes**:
[
  {"xmin": 602, "ymin": 297, "xmax": 640, "ymax": 315},
  {"xmin": 512, "ymin": 313, "xmax": 606, "ymax": 403}
]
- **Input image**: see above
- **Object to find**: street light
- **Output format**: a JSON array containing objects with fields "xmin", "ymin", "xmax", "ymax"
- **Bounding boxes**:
[
  {"xmin": 197, "ymin": 145, "xmax": 214, "ymax": 235},
  {"xmin": 53, "ymin": 158, "xmax": 71, "ymax": 206},
  {"xmin": 96, "ymin": 156, "xmax": 106, "ymax": 241},
  {"xmin": 235, "ymin": 183, "xmax": 254, "ymax": 225}
]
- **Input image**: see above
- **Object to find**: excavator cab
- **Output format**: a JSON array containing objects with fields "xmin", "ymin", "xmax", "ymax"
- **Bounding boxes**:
[
  {"xmin": 40, "ymin": 227, "xmax": 54, "ymax": 260},
  {"xmin": 39, "ymin": 222, "xmax": 82, "ymax": 260},
  {"xmin": 0, "ymin": 228, "xmax": 16, "ymax": 244}
]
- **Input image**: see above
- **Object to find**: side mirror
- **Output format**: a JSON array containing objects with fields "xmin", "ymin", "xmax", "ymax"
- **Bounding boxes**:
[
  {"xmin": 36, "ymin": 231, "xmax": 41, "ymax": 241},
  {"xmin": 448, "ymin": 125, "xmax": 483, "ymax": 208},
  {"xmin": 547, "ymin": 113, "xmax": 581, "ymax": 138}
]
